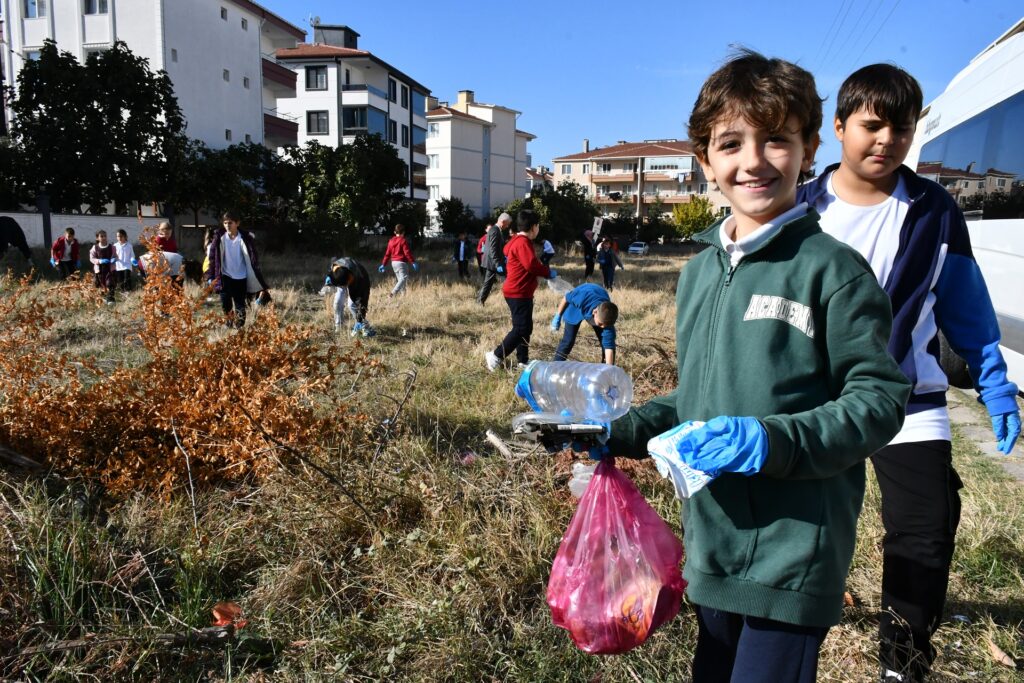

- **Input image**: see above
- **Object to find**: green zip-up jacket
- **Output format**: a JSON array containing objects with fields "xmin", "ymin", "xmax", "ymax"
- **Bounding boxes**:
[{"xmin": 607, "ymin": 208, "xmax": 910, "ymax": 628}]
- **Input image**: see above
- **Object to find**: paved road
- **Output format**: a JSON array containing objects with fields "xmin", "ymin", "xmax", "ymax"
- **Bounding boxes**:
[{"xmin": 947, "ymin": 388, "xmax": 1024, "ymax": 482}]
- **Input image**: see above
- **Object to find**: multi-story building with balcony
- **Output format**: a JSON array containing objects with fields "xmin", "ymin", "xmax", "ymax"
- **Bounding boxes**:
[
  {"xmin": 551, "ymin": 139, "xmax": 728, "ymax": 217},
  {"xmin": 424, "ymin": 89, "xmax": 534, "ymax": 225},
  {"xmin": 0, "ymin": 0, "xmax": 305, "ymax": 149},
  {"xmin": 274, "ymin": 24, "xmax": 430, "ymax": 204}
]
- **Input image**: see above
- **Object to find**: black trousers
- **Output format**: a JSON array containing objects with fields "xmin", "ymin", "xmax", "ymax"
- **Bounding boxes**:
[
  {"xmin": 692, "ymin": 606, "xmax": 828, "ymax": 683},
  {"xmin": 58, "ymin": 261, "xmax": 76, "ymax": 280},
  {"xmin": 219, "ymin": 275, "xmax": 248, "ymax": 325},
  {"xmin": 456, "ymin": 259, "xmax": 469, "ymax": 280},
  {"xmin": 583, "ymin": 256, "xmax": 595, "ymax": 279},
  {"xmin": 477, "ymin": 268, "xmax": 500, "ymax": 304},
  {"xmin": 872, "ymin": 440, "xmax": 962, "ymax": 679},
  {"xmin": 494, "ymin": 297, "xmax": 534, "ymax": 364}
]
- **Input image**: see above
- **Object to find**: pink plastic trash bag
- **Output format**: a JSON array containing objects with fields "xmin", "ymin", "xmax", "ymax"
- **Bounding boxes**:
[{"xmin": 547, "ymin": 458, "xmax": 686, "ymax": 654}]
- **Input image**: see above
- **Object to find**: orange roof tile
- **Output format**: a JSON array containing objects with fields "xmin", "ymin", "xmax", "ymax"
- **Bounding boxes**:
[
  {"xmin": 426, "ymin": 107, "xmax": 490, "ymax": 124},
  {"xmin": 276, "ymin": 44, "xmax": 370, "ymax": 59}
]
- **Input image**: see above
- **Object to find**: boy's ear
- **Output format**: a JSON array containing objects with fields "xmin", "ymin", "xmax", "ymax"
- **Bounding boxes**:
[
  {"xmin": 802, "ymin": 133, "xmax": 821, "ymax": 174},
  {"xmin": 833, "ymin": 117, "xmax": 845, "ymax": 142}
]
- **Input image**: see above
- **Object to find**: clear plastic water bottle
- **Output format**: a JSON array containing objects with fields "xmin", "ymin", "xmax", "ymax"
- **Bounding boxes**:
[
  {"xmin": 547, "ymin": 276, "xmax": 574, "ymax": 296},
  {"xmin": 568, "ymin": 461, "xmax": 598, "ymax": 498},
  {"xmin": 515, "ymin": 360, "xmax": 633, "ymax": 422}
]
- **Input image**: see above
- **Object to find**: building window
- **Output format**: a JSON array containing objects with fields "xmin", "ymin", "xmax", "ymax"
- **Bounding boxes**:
[
  {"xmin": 427, "ymin": 122, "xmax": 440, "ymax": 138},
  {"xmin": 560, "ymin": 164, "xmax": 572, "ymax": 175},
  {"xmin": 622, "ymin": 185, "xmax": 633, "ymax": 194},
  {"xmin": 25, "ymin": 50, "xmax": 41, "ymax": 61},
  {"xmin": 623, "ymin": 162, "xmax": 637, "ymax": 172},
  {"xmin": 427, "ymin": 154, "xmax": 439, "ymax": 169},
  {"xmin": 220, "ymin": 6, "xmax": 227, "ymax": 20},
  {"xmin": 429, "ymin": 185, "xmax": 441, "ymax": 200},
  {"xmin": 305, "ymin": 65, "xmax": 327, "ymax": 91},
  {"xmin": 388, "ymin": 119, "xmax": 398, "ymax": 143},
  {"xmin": 243, "ymin": 76, "xmax": 250, "ymax": 89},
  {"xmin": 698, "ymin": 183, "xmax": 708, "ymax": 194},
  {"xmin": 388, "ymin": 78, "xmax": 397, "ymax": 103},
  {"xmin": 307, "ymin": 111, "xmax": 329, "ymax": 135},
  {"xmin": 225, "ymin": 129, "xmax": 232, "ymax": 141},
  {"xmin": 244, "ymin": 133, "xmax": 252, "ymax": 143},
  {"xmin": 25, "ymin": 0, "xmax": 47, "ymax": 18},
  {"xmin": 997, "ymin": 178, "xmax": 1007, "ymax": 188},
  {"xmin": 978, "ymin": 181, "xmax": 984, "ymax": 189},
  {"xmin": 344, "ymin": 68, "xmax": 351, "ymax": 86},
  {"xmin": 171, "ymin": 48, "xmax": 178, "ymax": 62},
  {"xmin": 582, "ymin": 164, "xmax": 590, "ymax": 174},
  {"xmin": 241, "ymin": 18, "xmax": 248, "ymax": 30},
  {"xmin": 961, "ymin": 180, "xmax": 968, "ymax": 188},
  {"xmin": 401, "ymin": 85, "xmax": 409, "ymax": 109},
  {"xmin": 83, "ymin": 0, "xmax": 108, "ymax": 14},
  {"xmin": 401, "ymin": 124, "xmax": 409, "ymax": 148},
  {"xmin": 598, "ymin": 163, "xmax": 611, "ymax": 173},
  {"xmin": 223, "ymin": 69, "xmax": 230, "ymax": 82}
]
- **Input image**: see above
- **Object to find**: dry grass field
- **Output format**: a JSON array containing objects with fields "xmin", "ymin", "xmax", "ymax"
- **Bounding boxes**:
[{"xmin": 0, "ymin": 243, "xmax": 1021, "ymax": 681}]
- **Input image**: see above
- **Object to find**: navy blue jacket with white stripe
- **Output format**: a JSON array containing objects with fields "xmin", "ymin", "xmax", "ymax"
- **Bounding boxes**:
[{"xmin": 798, "ymin": 164, "xmax": 1018, "ymax": 419}]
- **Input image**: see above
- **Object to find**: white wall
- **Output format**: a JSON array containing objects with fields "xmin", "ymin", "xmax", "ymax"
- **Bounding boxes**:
[{"xmin": 2, "ymin": 212, "xmax": 168, "ymax": 248}]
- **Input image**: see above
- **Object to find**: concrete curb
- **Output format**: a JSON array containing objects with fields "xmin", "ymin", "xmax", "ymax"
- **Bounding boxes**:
[{"xmin": 946, "ymin": 387, "xmax": 1024, "ymax": 482}]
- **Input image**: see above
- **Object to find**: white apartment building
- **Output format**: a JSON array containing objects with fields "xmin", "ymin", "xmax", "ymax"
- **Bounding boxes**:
[
  {"xmin": 424, "ymin": 90, "xmax": 534, "ymax": 224},
  {"xmin": 274, "ymin": 24, "xmax": 430, "ymax": 204},
  {"xmin": 552, "ymin": 139, "xmax": 728, "ymax": 217},
  {"xmin": 0, "ymin": 0, "xmax": 305, "ymax": 149}
]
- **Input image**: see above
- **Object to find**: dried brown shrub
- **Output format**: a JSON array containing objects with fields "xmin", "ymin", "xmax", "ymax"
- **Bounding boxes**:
[{"xmin": 0, "ymin": 266, "xmax": 382, "ymax": 496}]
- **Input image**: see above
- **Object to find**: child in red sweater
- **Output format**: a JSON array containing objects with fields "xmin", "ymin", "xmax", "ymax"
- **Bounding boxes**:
[
  {"xmin": 379, "ymin": 223, "xmax": 417, "ymax": 297},
  {"xmin": 485, "ymin": 209, "xmax": 556, "ymax": 371}
]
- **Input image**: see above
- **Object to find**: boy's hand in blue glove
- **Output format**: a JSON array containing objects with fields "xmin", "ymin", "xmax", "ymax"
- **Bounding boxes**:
[
  {"xmin": 131, "ymin": 258, "xmax": 138, "ymax": 267},
  {"xmin": 673, "ymin": 416, "xmax": 769, "ymax": 477},
  {"xmin": 377, "ymin": 264, "xmax": 386, "ymax": 273},
  {"xmin": 551, "ymin": 313, "xmax": 562, "ymax": 331},
  {"xmin": 412, "ymin": 262, "xmax": 419, "ymax": 272},
  {"xmin": 496, "ymin": 265, "xmax": 504, "ymax": 274},
  {"xmin": 50, "ymin": 258, "xmax": 58, "ymax": 267},
  {"xmin": 548, "ymin": 268, "xmax": 558, "ymax": 280},
  {"xmin": 324, "ymin": 276, "xmax": 332, "ymax": 286},
  {"xmin": 992, "ymin": 411, "xmax": 1021, "ymax": 455}
]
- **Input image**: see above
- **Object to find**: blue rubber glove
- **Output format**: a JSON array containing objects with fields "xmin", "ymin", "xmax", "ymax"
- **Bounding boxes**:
[
  {"xmin": 324, "ymin": 276, "xmax": 332, "ymax": 286},
  {"xmin": 673, "ymin": 416, "xmax": 769, "ymax": 477},
  {"xmin": 548, "ymin": 268, "xmax": 558, "ymax": 280},
  {"xmin": 496, "ymin": 265, "xmax": 504, "ymax": 274},
  {"xmin": 50, "ymin": 258, "xmax": 58, "ymax": 267},
  {"xmin": 550, "ymin": 313, "xmax": 562, "ymax": 331},
  {"xmin": 412, "ymin": 262, "xmax": 419, "ymax": 272},
  {"xmin": 992, "ymin": 412, "xmax": 1021, "ymax": 455},
  {"xmin": 131, "ymin": 258, "xmax": 138, "ymax": 267},
  {"xmin": 572, "ymin": 421, "xmax": 612, "ymax": 459},
  {"xmin": 100, "ymin": 258, "xmax": 111, "ymax": 264},
  {"xmin": 377, "ymin": 264, "xmax": 386, "ymax": 273}
]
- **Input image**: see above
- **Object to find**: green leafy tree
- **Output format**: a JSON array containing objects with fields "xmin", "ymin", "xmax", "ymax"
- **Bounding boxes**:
[
  {"xmin": 637, "ymin": 195, "xmax": 670, "ymax": 243},
  {"xmin": 672, "ymin": 195, "xmax": 717, "ymax": 240},
  {"xmin": 435, "ymin": 197, "xmax": 476, "ymax": 235},
  {"xmin": 7, "ymin": 40, "xmax": 184, "ymax": 214},
  {"xmin": 387, "ymin": 200, "xmax": 428, "ymax": 240},
  {"xmin": 494, "ymin": 180, "xmax": 597, "ymax": 245}
]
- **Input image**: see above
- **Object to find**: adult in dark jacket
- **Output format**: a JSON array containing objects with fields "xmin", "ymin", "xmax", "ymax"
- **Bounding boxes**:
[
  {"xmin": 581, "ymin": 229, "xmax": 596, "ymax": 279},
  {"xmin": 204, "ymin": 211, "xmax": 270, "ymax": 328},
  {"xmin": 452, "ymin": 231, "xmax": 472, "ymax": 281},
  {"xmin": 0, "ymin": 216, "xmax": 32, "ymax": 263},
  {"xmin": 476, "ymin": 212, "xmax": 512, "ymax": 305}
]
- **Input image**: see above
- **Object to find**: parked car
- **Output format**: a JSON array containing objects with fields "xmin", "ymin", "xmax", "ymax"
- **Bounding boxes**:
[{"xmin": 627, "ymin": 241, "xmax": 649, "ymax": 255}]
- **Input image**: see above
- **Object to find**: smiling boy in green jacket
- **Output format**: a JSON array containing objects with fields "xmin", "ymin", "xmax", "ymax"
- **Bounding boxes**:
[{"xmin": 601, "ymin": 50, "xmax": 911, "ymax": 682}]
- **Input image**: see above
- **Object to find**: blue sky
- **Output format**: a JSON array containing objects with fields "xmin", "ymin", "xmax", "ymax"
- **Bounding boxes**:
[{"xmin": 261, "ymin": 0, "xmax": 1022, "ymax": 170}]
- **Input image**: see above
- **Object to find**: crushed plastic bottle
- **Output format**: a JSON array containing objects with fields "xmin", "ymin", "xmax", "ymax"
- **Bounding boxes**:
[
  {"xmin": 547, "ymin": 276, "xmax": 574, "ymax": 296},
  {"xmin": 515, "ymin": 361, "xmax": 633, "ymax": 422},
  {"xmin": 568, "ymin": 461, "xmax": 598, "ymax": 498}
]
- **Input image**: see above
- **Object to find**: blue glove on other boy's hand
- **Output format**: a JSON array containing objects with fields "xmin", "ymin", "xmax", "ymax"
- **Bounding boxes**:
[
  {"xmin": 673, "ymin": 416, "xmax": 769, "ymax": 477},
  {"xmin": 992, "ymin": 412, "xmax": 1021, "ymax": 455},
  {"xmin": 551, "ymin": 313, "xmax": 562, "ymax": 331},
  {"xmin": 496, "ymin": 265, "xmax": 504, "ymax": 274},
  {"xmin": 377, "ymin": 264, "xmax": 386, "ymax": 273},
  {"xmin": 548, "ymin": 268, "xmax": 558, "ymax": 280},
  {"xmin": 412, "ymin": 262, "xmax": 419, "ymax": 272},
  {"xmin": 50, "ymin": 258, "xmax": 58, "ymax": 267}
]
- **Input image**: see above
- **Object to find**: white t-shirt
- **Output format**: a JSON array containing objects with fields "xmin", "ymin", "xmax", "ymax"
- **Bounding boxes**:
[
  {"xmin": 814, "ymin": 172, "xmax": 949, "ymax": 445},
  {"xmin": 221, "ymin": 233, "xmax": 247, "ymax": 279},
  {"xmin": 113, "ymin": 242, "xmax": 134, "ymax": 271}
]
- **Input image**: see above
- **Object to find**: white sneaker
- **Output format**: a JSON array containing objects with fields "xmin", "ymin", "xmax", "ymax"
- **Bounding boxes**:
[
  {"xmin": 516, "ymin": 362, "xmax": 529, "ymax": 371},
  {"xmin": 485, "ymin": 351, "xmax": 501, "ymax": 372}
]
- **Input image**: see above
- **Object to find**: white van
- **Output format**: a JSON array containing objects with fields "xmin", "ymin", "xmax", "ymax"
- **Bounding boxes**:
[{"xmin": 906, "ymin": 17, "xmax": 1024, "ymax": 390}]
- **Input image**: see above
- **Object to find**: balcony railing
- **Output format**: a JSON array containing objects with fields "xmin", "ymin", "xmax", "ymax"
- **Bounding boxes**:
[{"xmin": 341, "ymin": 83, "xmax": 389, "ymax": 99}]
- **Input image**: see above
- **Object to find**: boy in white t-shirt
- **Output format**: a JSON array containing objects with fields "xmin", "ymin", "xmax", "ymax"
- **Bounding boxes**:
[{"xmin": 797, "ymin": 63, "xmax": 1020, "ymax": 683}]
